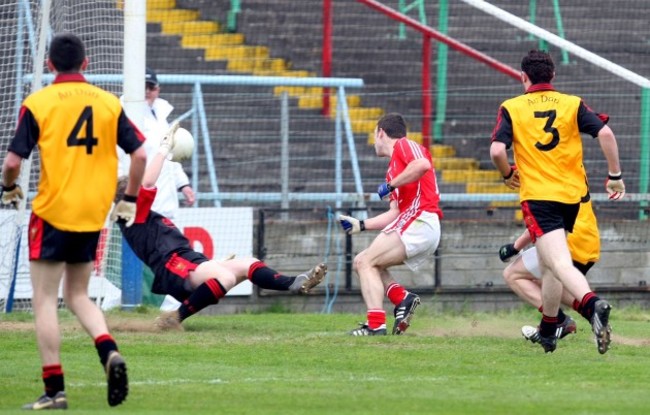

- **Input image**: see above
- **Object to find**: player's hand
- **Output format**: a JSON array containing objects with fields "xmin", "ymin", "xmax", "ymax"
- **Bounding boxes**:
[
  {"xmin": 606, "ymin": 172, "xmax": 625, "ymax": 200},
  {"xmin": 180, "ymin": 185, "xmax": 195, "ymax": 206},
  {"xmin": 498, "ymin": 243, "xmax": 520, "ymax": 262},
  {"xmin": 377, "ymin": 182, "xmax": 394, "ymax": 200},
  {"xmin": 503, "ymin": 166, "xmax": 520, "ymax": 189},
  {"xmin": 1, "ymin": 184, "xmax": 23, "ymax": 208},
  {"xmin": 160, "ymin": 121, "xmax": 179, "ymax": 156},
  {"xmin": 110, "ymin": 195, "xmax": 138, "ymax": 227},
  {"xmin": 338, "ymin": 214, "xmax": 364, "ymax": 234}
]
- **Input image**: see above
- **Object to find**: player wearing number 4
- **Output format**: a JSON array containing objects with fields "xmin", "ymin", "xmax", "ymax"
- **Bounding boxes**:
[
  {"xmin": 339, "ymin": 113, "xmax": 442, "ymax": 336},
  {"xmin": 490, "ymin": 49, "xmax": 625, "ymax": 354},
  {"xmin": 1, "ymin": 33, "xmax": 147, "ymax": 409},
  {"xmin": 116, "ymin": 122, "xmax": 327, "ymax": 331}
]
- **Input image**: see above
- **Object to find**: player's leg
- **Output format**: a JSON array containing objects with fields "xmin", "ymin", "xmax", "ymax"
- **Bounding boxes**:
[
  {"xmin": 63, "ymin": 261, "xmax": 128, "ymax": 407},
  {"xmin": 349, "ymin": 232, "xmax": 405, "ymax": 336},
  {"xmin": 25, "ymin": 260, "xmax": 68, "ymax": 409},
  {"xmin": 503, "ymin": 248, "xmax": 543, "ymax": 308},
  {"xmin": 217, "ymin": 258, "xmax": 326, "ymax": 294},
  {"xmin": 387, "ymin": 212, "xmax": 439, "ymax": 334}
]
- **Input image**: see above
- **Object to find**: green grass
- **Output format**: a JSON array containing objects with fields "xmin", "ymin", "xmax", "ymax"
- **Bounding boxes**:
[{"xmin": 1, "ymin": 306, "xmax": 650, "ymax": 414}]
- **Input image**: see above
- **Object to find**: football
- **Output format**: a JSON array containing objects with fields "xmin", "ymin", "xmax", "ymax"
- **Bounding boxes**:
[{"xmin": 171, "ymin": 127, "xmax": 194, "ymax": 162}]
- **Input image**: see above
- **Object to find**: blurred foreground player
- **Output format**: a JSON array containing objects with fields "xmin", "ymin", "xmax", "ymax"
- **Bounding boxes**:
[{"xmin": 1, "ymin": 32, "xmax": 146, "ymax": 409}]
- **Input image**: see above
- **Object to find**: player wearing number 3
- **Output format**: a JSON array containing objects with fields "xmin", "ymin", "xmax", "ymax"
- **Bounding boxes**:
[
  {"xmin": 1, "ymin": 33, "xmax": 147, "ymax": 409},
  {"xmin": 339, "ymin": 113, "xmax": 442, "ymax": 336},
  {"xmin": 490, "ymin": 50, "xmax": 624, "ymax": 354}
]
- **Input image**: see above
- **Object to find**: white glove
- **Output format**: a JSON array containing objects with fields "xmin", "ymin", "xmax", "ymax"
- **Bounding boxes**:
[
  {"xmin": 338, "ymin": 214, "xmax": 364, "ymax": 235},
  {"xmin": 160, "ymin": 121, "xmax": 179, "ymax": 156},
  {"xmin": 1, "ymin": 184, "xmax": 23, "ymax": 207},
  {"xmin": 606, "ymin": 172, "xmax": 625, "ymax": 201},
  {"xmin": 110, "ymin": 196, "xmax": 137, "ymax": 227}
]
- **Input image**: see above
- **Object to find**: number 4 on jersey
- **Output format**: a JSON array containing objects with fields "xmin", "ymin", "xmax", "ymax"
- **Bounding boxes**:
[{"xmin": 67, "ymin": 106, "xmax": 98, "ymax": 154}]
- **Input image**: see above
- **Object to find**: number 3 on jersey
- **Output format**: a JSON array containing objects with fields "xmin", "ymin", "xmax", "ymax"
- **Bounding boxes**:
[
  {"xmin": 534, "ymin": 110, "xmax": 559, "ymax": 151},
  {"xmin": 67, "ymin": 106, "xmax": 98, "ymax": 154}
]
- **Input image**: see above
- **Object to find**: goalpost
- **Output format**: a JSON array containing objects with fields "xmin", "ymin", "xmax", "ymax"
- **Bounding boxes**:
[{"xmin": 0, "ymin": 0, "xmax": 143, "ymax": 312}]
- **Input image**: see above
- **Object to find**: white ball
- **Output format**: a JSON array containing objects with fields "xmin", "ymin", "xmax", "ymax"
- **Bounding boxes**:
[{"xmin": 171, "ymin": 127, "xmax": 194, "ymax": 162}]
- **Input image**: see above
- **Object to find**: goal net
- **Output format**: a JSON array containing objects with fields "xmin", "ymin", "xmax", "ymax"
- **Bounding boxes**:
[{"xmin": 0, "ymin": 0, "xmax": 126, "ymax": 312}]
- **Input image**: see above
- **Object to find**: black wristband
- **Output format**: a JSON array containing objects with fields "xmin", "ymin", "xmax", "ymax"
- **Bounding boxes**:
[
  {"xmin": 177, "ymin": 184, "xmax": 190, "ymax": 191},
  {"xmin": 386, "ymin": 183, "xmax": 394, "ymax": 193},
  {"xmin": 608, "ymin": 173, "xmax": 622, "ymax": 180},
  {"xmin": 503, "ymin": 167, "xmax": 515, "ymax": 180},
  {"xmin": 2, "ymin": 183, "xmax": 16, "ymax": 191},
  {"xmin": 359, "ymin": 220, "xmax": 365, "ymax": 231},
  {"xmin": 123, "ymin": 194, "xmax": 138, "ymax": 203}
]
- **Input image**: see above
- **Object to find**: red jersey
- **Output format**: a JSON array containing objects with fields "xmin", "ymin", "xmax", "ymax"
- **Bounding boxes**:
[{"xmin": 385, "ymin": 138, "xmax": 442, "ymax": 221}]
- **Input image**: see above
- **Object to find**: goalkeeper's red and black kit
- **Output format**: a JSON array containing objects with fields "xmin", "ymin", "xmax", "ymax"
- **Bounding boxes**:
[
  {"xmin": 8, "ymin": 73, "xmax": 144, "ymax": 261},
  {"xmin": 491, "ymin": 83, "xmax": 607, "ymax": 240},
  {"xmin": 118, "ymin": 186, "xmax": 208, "ymax": 301}
]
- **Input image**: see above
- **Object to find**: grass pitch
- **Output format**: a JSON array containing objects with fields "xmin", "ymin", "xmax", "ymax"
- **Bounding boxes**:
[{"xmin": 1, "ymin": 305, "xmax": 649, "ymax": 414}]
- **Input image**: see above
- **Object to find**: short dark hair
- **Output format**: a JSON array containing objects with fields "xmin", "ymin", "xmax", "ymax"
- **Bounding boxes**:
[
  {"xmin": 521, "ymin": 50, "xmax": 555, "ymax": 85},
  {"xmin": 377, "ymin": 113, "xmax": 407, "ymax": 139},
  {"xmin": 48, "ymin": 33, "xmax": 86, "ymax": 73}
]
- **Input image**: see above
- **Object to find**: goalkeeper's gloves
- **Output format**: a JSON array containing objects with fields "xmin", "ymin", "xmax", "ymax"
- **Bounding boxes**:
[
  {"xmin": 160, "ymin": 121, "xmax": 179, "ymax": 156},
  {"xmin": 605, "ymin": 172, "xmax": 625, "ymax": 201},
  {"xmin": 1, "ymin": 183, "xmax": 23, "ymax": 208},
  {"xmin": 503, "ymin": 166, "xmax": 520, "ymax": 190},
  {"xmin": 338, "ymin": 214, "xmax": 365, "ymax": 235},
  {"xmin": 377, "ymin": 182, "xmax": 394, "ymax": 200},
  {"xmin": 110, "ymin": 194, "xmax": 138, "ymax": 227},
  {"xmin": 498, "ymin": 243, "xmax": 520, "ymax": 263}
]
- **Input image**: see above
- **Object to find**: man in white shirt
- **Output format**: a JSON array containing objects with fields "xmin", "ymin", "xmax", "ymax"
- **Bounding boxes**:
[{"xmin": 119, "ymin": 67, "xmax": 195, "ymax": 217}]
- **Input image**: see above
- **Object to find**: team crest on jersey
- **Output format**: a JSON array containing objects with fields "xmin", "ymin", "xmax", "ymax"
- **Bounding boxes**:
[{"xmin": 161, "ymin": 217, "xmax": 177, "ymax": 228}]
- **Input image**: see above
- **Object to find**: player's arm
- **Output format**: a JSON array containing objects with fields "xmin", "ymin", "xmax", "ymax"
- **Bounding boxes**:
[
  {"xmin": 339, "ymin": 200, "xmax": 399, "ymax": 234},
  {"xmin": 499, "ymin": 229, "xmax": 531, "ymax": 263},
  {"xmin": 1, "ymin": 151, "xmax": 22, "ymax": 188},
  {"xmin": 378, "ymin": 142, "xmax": 430, "ymax": 199},
  {"xmin": 1, "ymin": 106, "xmax": 38, "ymax": 206},
  {"xmin": 173, "ymin": 162, "xmax": 195, "ymax": 206},
  {"xmin": 596, "ymin": 125, "xmax": 622, "ymax": 176}
]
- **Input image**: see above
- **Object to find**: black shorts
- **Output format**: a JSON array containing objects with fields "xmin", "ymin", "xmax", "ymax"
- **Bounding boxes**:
[
  {"xmin": 151, "ymin": 250, "xmax": 209, "ymax": 301},
  {"xmin": 521, "ymin": 200, "xmax": 580, "ymax": 243},
  {"xmin": 28, "ymin": 213, "xmax": 100, "ymax": 263}
]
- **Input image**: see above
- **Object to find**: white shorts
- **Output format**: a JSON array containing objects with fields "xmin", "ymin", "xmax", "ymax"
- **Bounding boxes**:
[
  {"xmin": 384, "ymin": 211, "xmax": 440, "ymax": 272},
  {"xmin": 521, "ymin": 247, "xmax": 542, "ymax": 279}
]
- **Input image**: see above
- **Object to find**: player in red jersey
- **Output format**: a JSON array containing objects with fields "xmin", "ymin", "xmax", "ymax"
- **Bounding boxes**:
[
  {"xmin": 1, "ymin": 33, "xmax": 146, "ymax": 409},
  {"xmin": 339, "ymin": 113, "xmax": 442, "ymax": 335},
  {"xmin": 116, "ymin": 123, "xmax": 327, "ymax": 331}
]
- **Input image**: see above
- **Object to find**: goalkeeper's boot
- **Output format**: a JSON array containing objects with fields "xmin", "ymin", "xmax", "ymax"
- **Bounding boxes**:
[
  {"xmin": 392, "ymin": 292, "xmax": 421, "ymax": 335},
  {"xmin": 105, "ymin": 351, "xmax": 128, "ymax": 407},
  {"xmin": 290, "ymin": 263, "xmax": 327, "ymax": 294},
  {"xmin": 591, "ymin": 299, "xmax": 612, "ymax": 354},
  {"xmin": 155, "ymin": 309, "xmax": 184, "ymax": 331},
  {"xmin": 22, "ymin": 391, "xmax": 67, "ymax": 410},
  {"xmin": 349, "ymin": 323, "xmax": 387, "ymax": 336}
]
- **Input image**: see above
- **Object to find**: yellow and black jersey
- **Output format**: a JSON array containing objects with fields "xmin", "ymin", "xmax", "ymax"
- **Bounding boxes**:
[
  {"xmin": 492, "ymin": 84, "xmax": 606, "ymax": 204},
  {"xmin": 568, "ymin": 199, "xmax": 600, "ymax": 264},
  {"xmin": 8, "ymin": 73, "xmax": 144, "ymax": 232}
]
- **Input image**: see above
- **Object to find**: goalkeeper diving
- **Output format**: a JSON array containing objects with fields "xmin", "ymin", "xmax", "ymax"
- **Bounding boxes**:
[{"xmin": 114, "ymin": 122, "xmax": 327, "ymax": 330}]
